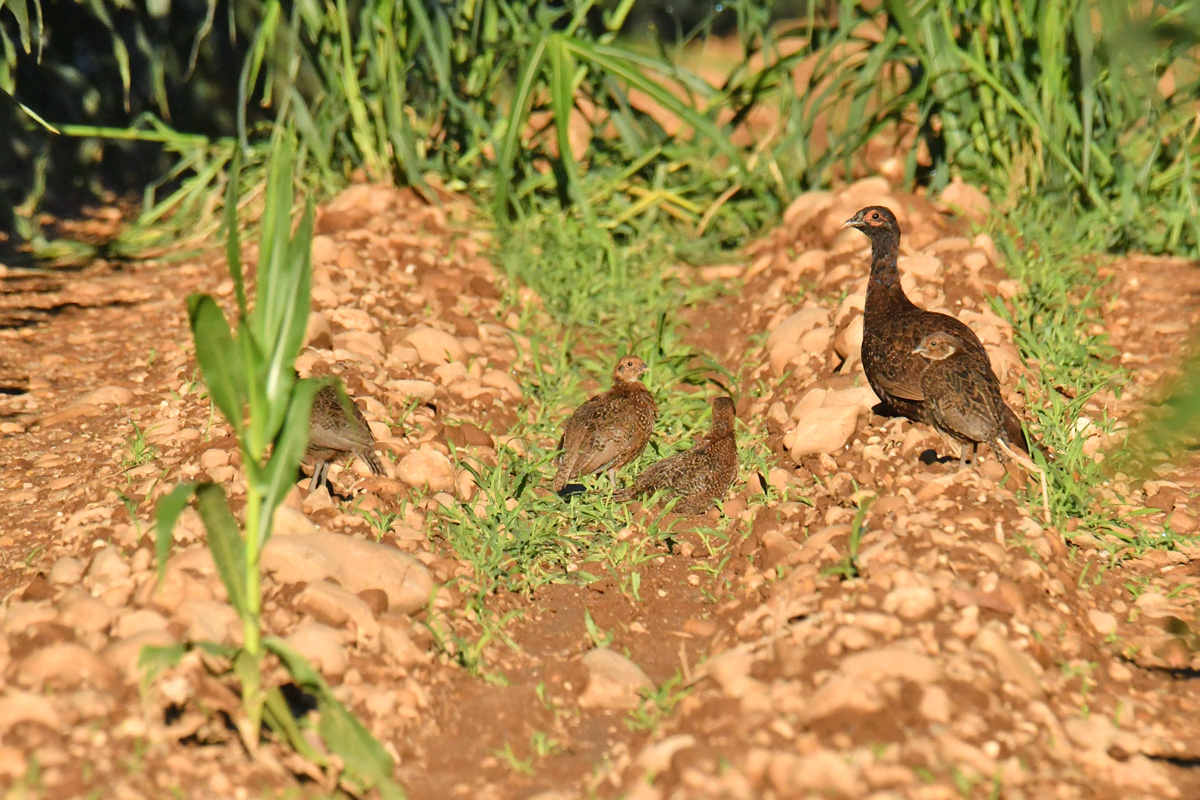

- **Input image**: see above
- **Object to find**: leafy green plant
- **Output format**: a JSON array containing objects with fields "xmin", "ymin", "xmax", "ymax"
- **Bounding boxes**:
[
  {"xmin": 626, "ymin": 670, "xmax": 691, "ymax": 731},
  {"xmin": 824, "ymin": 493, "xmax": 876, "ymax": 580},
  {"xmin": 121, "ymin": 420, "xmax": 157, "ymax": 469},
  {"xmin": 147, "ymin": 138, "xmax": 402, "ymax": 798}
]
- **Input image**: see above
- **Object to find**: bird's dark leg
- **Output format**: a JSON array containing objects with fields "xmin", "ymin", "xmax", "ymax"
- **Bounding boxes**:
[
  {"xmin": 958, "ymin": 443, "xmax": 971, "ymax": 467},
  {"xmin": 309, "ymin": 461, "xmax": 329, "ymax": 493}
]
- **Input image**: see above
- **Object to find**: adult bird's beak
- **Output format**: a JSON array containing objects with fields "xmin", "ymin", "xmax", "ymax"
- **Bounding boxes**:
[{"xmin": 842, "ymin": 214, "xmax": 862, "ymax": 230}]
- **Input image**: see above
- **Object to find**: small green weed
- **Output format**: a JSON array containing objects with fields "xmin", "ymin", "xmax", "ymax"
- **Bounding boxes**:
[
  {"xmin": 121, "ymin": 420, "xmax": 157, "ymax": 469},
  {"xmin": 627, "ymin": 670, "xmax": 692, "ymax": 732}
]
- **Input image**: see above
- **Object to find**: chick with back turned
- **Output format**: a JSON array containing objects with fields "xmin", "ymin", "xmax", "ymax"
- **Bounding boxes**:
[
  {"xmin": 306, "ymin": 382, "xmax": 385, "ymax": 492},
  {"xmin": 843, "ymin": 205, "xmax": 1034, "ymax": 457},
  {"xmin": 616, "ymin": 396, "xmax": 738, "ymax": 515},
  {"xmin": 553, "ymin": 355, "xmax": 658, "ymax": 493},
  {"xmin": 914, "ymin": 331, "xmax": 1049, "ymax": 522}
]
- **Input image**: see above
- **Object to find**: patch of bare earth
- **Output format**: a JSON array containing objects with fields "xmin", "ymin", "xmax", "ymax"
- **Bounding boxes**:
[{"xmin": 1, "ymin": 176, "xmax": 1199, "ymax": 799}]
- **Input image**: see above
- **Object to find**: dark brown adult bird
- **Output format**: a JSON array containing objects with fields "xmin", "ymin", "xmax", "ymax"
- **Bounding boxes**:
[
  {"xmin": 844, "ymin": 205, "xmax": 1033, "ymax": 456},
  {"xmin": 553, "ymin": 355, "xmax": 658, "ymax": 493},
  {"xmin": 306, "ymin": 383, "xmax": 385, "ymax": 492},
  {"xmin": 617, "ymin": 396, "xmax": 738, "ymax": 515},
  {"xmin": 914, "ymin": 332, "xmax": 1049, "ymax": 521}
]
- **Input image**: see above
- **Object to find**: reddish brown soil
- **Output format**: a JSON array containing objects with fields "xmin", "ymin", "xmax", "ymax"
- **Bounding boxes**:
[{"xmin": 1, "ymin": 178, "xmax": 1199, "ymax": 799}]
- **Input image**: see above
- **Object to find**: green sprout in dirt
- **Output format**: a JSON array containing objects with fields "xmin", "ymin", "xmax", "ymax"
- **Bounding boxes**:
[
  {"xmin": 148, "ymin": 139, "xmax": 402, "ymax": 798},
  {"xmin": 824, "ymin": 493, "xmax": 876, "ymax": 581}
]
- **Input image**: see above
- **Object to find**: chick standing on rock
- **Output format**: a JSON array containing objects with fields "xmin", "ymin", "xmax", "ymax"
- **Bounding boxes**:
[
  {"xmin": 844, "ymin": 205, "xmax": 1034, "ymax": 457},
  {"xmin": 553, "ymin": 356, "xmax": 658, "ymax": 493},
  {"xmin": 913, "ymin": 331, "xmax": 1049, "ymax": 520},
  {"xmin": 616, "ymin": 396, "xmax": 738, "ymax": 515},
  {"xmin": 306, "ymin": 383, "xmax": 385, "ymax": 492}
]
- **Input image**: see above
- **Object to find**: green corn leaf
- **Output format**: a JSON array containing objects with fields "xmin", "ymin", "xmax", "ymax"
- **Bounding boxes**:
[
  {"xmin": 259, "ymin": 378, "xmax": 322, "ymax": 549},
  {"xmin": 186, "ymin": 294, "xmax": 245, "ymax": 436},
  {"xmin": 253, "ymin": 135, "xmax": 296, "ymax": 346},
  {"xmin": 262, "ymin": 685, "xmax": 329, "ymax": 765},
  {"xmin": 263, "ymin": 197, "xmax": 314, "ymax": 443},
  {"xmin": 194, "ymin": 483, "xmax": 249, "ymax": 620},
  {"xmin": 548, "ymin": 35, "xmax": 590, "ymax": 217},
  {"xmin": 494, "ymin": 34, "xmax": 548, "ymax": 222},
  {"xmin": 266, "ymin": 637, "xmax": 404, "ymax": 799},
  {"xmin": 153, "ymin": 482, "xmax": 197, "ymax": 583},
  {"xmin": 223, "ymin": 147, "xmax": 247, "ymax": 319}
]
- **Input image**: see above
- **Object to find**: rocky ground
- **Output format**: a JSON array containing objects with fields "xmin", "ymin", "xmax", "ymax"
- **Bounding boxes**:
[{"xmin": 1, "ymin": 175, "xmax": 1199, "ymax": 799}]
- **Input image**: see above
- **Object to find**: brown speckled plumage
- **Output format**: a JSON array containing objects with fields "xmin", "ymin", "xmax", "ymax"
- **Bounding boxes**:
[
  {"xmin": 913, "ymin": 332, "xmax": 1008, "ymax": 465},
  {"xmin": 915, "ymin": 332, "xmax": 1049, "ymax": 521},
  {"xmin": 845, "ymin": 205, "xmax": 1031, "ymax": 456},
  {"xmin": 553, "ymin": 356, "xmax": 658, "ymax": 492},
  {"xmin": 617, "ymin": 396, "xmax": 738, "ymax": 514},
  {"xmin": 307, "ymin": 383, "xmax": 384, "ymax": 491}
]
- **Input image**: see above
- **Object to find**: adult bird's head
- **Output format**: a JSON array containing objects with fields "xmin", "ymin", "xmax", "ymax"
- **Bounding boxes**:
[{"xmin": 843, "ymin": 205, "xmax": 900, "ymax": 235}]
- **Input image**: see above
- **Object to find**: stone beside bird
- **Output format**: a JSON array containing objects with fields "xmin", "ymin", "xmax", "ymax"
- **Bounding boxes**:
[
  {"xmin": 553, "ymin": 355, "xmax": 658, "ymax": 493},
  {"xmin": 306, "ymin": 382, "xmax": 385, "ymax": 492},
  {"xmin": 616, "ymin": 396, "xmax": 738, "ymax": 515},
  {"xmin": 914, "ymin": 332, "xmax": 1049, "ymax": 521},
  {"xmin": 843, "ymin": 205, "xmax": 1033, "ymax": 456}
]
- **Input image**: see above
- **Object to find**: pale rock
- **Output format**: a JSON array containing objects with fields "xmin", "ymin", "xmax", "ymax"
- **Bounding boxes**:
[
  {"xmin": 578, "ymin": 648, "xmax": 653, "ymax": 710},
  {"xmin": 962, "ymin": 249, "xmax": 990, "ymax": 272},
  {"xmin": 175, "ymin": 599, "xmax": 242, "ymax": 646},
  {"xmin": 1088, "ymin": 609, "xmax": 1118, "ymax": 637},
  {"xmin": 285, "ymin": 622, "xmax": 348, "ymax": 680},
  {"xmin": 882, "ymin": 586, "xmax": 938, "ymax": 621},
  {"xmin": 481, "ymin": 369, "xmax": 522, "ymax": 399},
  {"xmin": 103, "ymin": 628, "xmax": 176, "ymax": 680},
  {"xmin": 802, "ymin": 676, "xmax": 884, "ymax": 722},
  {"xmin": 19, "ymin": 643, "xmax": 119, "ymax": 690},
  {"xmin": 311, "ymin": 235, "xmax": 337, "ymax": 264},
  {"xmin": 273, "ymin": 504, "xmax": 319, "ymax": 537},
  {"xmin": 113, "ymin": 609, "xmax": 169, "ymax": 640},
  {"xmin": 767, "ymin": 308, "xmax": 830, "ymax": 353},
  {"xmin": 940, "ymin": 177, "xmax": 991, "ymax": 223},
  {"xmin": 387, "ymin": 379, "xmax": 437, "ymax": 404},
  {"xmin": 790, "ymin": 388, "xmax": 827, "ymax": 420},
  {"xmin": 58, "ymin": 597, "xmax": 113, "ymax": 633},
  {"xmin": 262, "ymin": 532, "xmax": 433, "ymax": 614},
  {"xmin": 404, "ymin": 326, "xmax": 465, "ymax": 365},
  {"xmin": 296, "ymin": 580, "xmax": 381, "ymax": 641},
  {"xmin": 769, "ymin": 750, "xmax": 863, "ymax": 798},
  {"xmin": 769, "ymin": 342, "xmax": 805, "ymax": 378},
  {"xmin": 834, "ymin": 292, "xmax": 866, "ymax": 327},
  {"xmin": 704, "ymin": 650, "xmax": 756, "ymax": 698},
  {"xmin": 0, "ymin": 690, "xmax": 62, "ymax": 736},
  {"xmin": 920, "ymin": 685, "xmax": 952, "ymax": 723},
  {"xmin": 3, "ymin": 602, "xmax": 56, "ymax": 635},
  {"xmin": 898, "ymin": 253, "xmax": 943, "ymax": 282},
  {"xmin": 433, "ymin": 362, "xmax": 468, "ymax": 385},
  {"xmin": 48, "ymin": 557, "xmax": 85, "ymax": 586},
  {"xmin": 788, "ymin": 405, "xmax": 862, "ymax": 460},
  {"xmin": 397, "ymin": 449, "xmax": 456, "ymax": 493},
  {"xmin": 380, "ymin": 620, "xmax": 429, "ymax": 667},
  {"xmin": 834, "ymin": 316, "xmax": 864, "ymax": 362},
  {"xmin": 198, "ymin": 448, "xmax": 230, "ymax": 470},
  {"xmin": 799, "ymin": 326, "xmax": 834, "ymax": 357},
  {"xmin": 786, "ymin": 250, "xmax": 828, "ymax": 277},
  {"xmin": 840, "ymin": 646, "xmax": 942, "ymax": 685},
  {"xmin": 972, "ymin": 623, "xmax": 1045, "ymax": 698},
  {"xmin": 783, "ymin": 191, "xmax": 834, "ymax": 230},
  {"xmin": 637, "ymin": 734, "xmax": 697, "ymax": 775},
  {"xmin": 85, "ymin": 546, "xmax": 131, "ymax": 591},
  {"xmin": 79, "ymin": 385, "xmax": 134, "ymax": 407},
  {"xmin": 822, "ymin": 385, "xmax": 880, "ymax": 413}
]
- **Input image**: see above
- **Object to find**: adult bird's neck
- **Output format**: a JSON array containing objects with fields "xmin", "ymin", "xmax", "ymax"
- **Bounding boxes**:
[{"xmin": 864, "ymin": 232, "xmax": 916, "ymax": 313}]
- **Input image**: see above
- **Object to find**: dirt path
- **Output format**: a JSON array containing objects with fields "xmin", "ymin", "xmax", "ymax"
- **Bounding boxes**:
[{"xmin": 1, "ymin": 179, "xmax": 1199, "ymax": 799}]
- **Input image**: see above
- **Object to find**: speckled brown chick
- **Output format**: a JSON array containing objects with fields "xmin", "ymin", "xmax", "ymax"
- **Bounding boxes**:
[
  {"xmin": 306, "ymin": 383, "xmax": 384, "ymax": 492},
  {"xmin": 915, "ymin": 332, "xmax": 1049, "ymax": 520},
  {"xmin": 553, "ymin": 356, "xmax": 658, "ymax": 492},
  {"xmin": 844, "ymin": 205, "xmax": 1032, "ymax": 454},
  {"xmin": 616, "ymin": 396, "xmax": 738, "ymax": 515}
]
